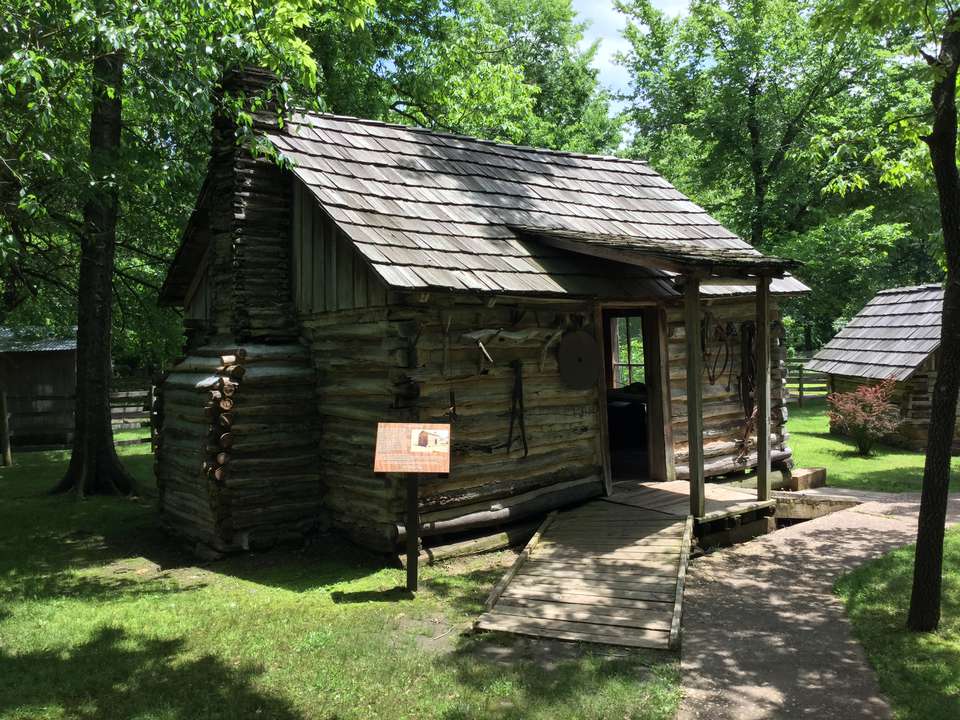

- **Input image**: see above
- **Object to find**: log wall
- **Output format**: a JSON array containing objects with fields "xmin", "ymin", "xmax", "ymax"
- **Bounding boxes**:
[
  {"xmin": 301, "ymin": 297, "xmax": 605, "ymax": 550},
  {"xmin": 156, "ymin": 344, "xmax": 322, "ymax": 553},
  {"xmin": 303, "ymin": 291, "xmax": 793, "ymax": 551},
  {"xmin": 186, "ymin": 72, "xmax": 300, "ymax": 343},
  {"xmin": 665, "ymin": 297, "xmax": 791, "ymax": 479},
  {"xmin": 160, "ymin": 69, "xmax": 796, "ymax": 553},
  {"xmin": 157, "ymin": 71, "xmax": 321, "ymax": 554}
]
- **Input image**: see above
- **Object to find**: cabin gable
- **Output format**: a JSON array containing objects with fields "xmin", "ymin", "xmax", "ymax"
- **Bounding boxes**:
[{"xmin": 291, "ymin": 180, "xmax": 388, "ymax": 314}]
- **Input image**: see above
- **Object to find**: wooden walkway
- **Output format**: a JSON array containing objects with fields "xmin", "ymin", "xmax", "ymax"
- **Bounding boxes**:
[
  {"xmin": 477, "ymin": 500, "xmax": 694, "ymax": 649},
  {"xmin": 610, "ymin": 479, "xmax": 776, "ymax": 523}
]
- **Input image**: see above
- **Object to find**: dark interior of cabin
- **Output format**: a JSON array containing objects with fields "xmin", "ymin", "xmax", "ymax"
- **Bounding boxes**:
[{"xmin": 603, "ymin": 311, "xmax": 650, "ymax": 480}]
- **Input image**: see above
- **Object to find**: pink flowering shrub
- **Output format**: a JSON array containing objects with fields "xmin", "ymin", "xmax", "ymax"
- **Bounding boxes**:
[{"xmin": 827, "ymin": 379, "xmax": 901, "ymax": 456}]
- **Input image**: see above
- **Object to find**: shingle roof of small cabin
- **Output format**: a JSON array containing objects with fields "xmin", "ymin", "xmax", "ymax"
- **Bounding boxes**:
[
  {"xmin": 805, "ymin": 284, "xmax": 943, "ymax": 381},
  {"xmin": 162, "ymin": 111, "xmax": 809, "ymax": 303},
  {"xmin": 0, "ymin": 327, "xmax": 76, "ymax": 354}
]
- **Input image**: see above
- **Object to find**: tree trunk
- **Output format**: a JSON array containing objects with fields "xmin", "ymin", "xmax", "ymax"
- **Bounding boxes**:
[
  {"xmin": 52, "ymin": 43, "xmax": 133, "ymax": 496},
  {"xmin": 907, "ymin": 14, "xmax": 960, "ymax": 632}
]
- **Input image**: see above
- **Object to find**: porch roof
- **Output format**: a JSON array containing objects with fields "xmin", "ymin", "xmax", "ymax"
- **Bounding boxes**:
[{"xmin": 514, "ymin": 226, "xmax": 801, "ymax": 280}]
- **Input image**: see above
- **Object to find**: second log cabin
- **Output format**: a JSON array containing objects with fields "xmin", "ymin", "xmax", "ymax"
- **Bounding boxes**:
[
  {"xmin": 806, "ymin": 284, "xmax": 953, "ymax": 451},
  {"xmin": 156, "ymin": 70, "xmax": 809, "ymax": 555}
]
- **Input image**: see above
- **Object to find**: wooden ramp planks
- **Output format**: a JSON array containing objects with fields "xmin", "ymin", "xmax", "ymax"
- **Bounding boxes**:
[
  {"xmin": 609, "ymin": 479, "xmax": 777, "ymax": 523},
  {"xmin": 477, "ymin": 501, "xmax": 694, "ymax": 649}
]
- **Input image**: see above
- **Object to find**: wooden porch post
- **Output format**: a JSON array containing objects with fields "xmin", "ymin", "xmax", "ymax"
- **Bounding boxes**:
[
  {"xmin": 642, "ymin": 306, "xmax": 674, "ymax": 482},
  {"xmin": 593, "ymin": 304, "xmax": 613, "ymax": 496},
  {"xmin": 756, "ymin": 276, "xmax": 772, "ymax": 501},
  {"xmin": 684, "ymin": 277, "xmax": 705, "ymax": 518}
]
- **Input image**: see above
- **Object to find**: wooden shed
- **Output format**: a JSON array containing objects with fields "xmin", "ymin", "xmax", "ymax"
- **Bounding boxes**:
[
  {"xmin": 0, "ymin": 327, "xmax": 77, "ymax": 446},
  {"xmin": 156, "ymin": 70, "xmax": 809, "ymax": 555},
  {"xmin": 806, "ymin": 283, "xmax": 949, "ymax": 451}
]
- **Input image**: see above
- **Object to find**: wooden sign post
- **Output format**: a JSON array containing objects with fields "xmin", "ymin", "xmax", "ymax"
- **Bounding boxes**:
[
  {"xmin": 374, "ymin": 422, "xmax": 451, "ymax": 592},
  {"xmin": 0, "ymin": 390, "xmax": 11, "ymax": 467}
]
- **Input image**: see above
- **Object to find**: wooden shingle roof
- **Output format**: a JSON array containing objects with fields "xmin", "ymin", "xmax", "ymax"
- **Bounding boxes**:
[
  {"xmin": 0, "ymin": 327, "xmax": 76, "ymax": 353},
  {"xmin": 806, "ymin": 284, "xmax": 943, "ymax": 381},
  {"xmin": 266, "ymin": 112, "xmax": 808, "ymax": 299}
]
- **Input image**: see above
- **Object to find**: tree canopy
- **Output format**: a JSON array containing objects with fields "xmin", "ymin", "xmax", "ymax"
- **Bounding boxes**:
[
  {"xmin": 0, "ymin": 0, "xmax": 946, "ymax": 362},
  {"xmin": 616, "ymin": 0, "xmax": 940, "ymax": 347},
  {"xmin": 1, "ymin": 0, "xmax": 624, "ymax": 372}
]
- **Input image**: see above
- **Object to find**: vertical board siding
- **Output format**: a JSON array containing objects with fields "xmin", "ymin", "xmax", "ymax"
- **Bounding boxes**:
[
  {"xmin": 292, "ymin": 182, "xmax": 301, "ymax": 307},
  {"xmin": 291, "ymin": 181, "xmax": 387, "ymax": 314},
  {"xmin": 0, "ymin": 350, "xmax": 77, "ymax": 445},
  {"xmin": 185, "ymin": 269, "xmax": 211, "ymax": 321}
]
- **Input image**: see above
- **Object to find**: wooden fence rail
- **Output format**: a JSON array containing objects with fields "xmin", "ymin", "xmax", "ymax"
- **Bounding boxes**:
[
  {"xmin": 5, "ymin": 382, "xmax": 154, "ymax": 447},
  {"xmin": 785, "ymin": 354, "xmax": 829, "ymax": 407}
]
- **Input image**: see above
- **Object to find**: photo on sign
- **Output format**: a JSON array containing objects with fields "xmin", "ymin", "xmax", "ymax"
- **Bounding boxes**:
[{"xmin": 410, "ymin": 427, "xmax": 450, "ymax": 454}]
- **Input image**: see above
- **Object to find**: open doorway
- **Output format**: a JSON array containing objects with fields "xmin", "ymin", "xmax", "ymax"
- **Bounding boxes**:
[{"xmin": 602, "ymin": 308, "xmax": 671, "ymax": 483}]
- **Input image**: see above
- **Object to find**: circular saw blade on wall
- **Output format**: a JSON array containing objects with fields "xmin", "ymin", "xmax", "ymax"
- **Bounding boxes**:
[{"xmin": 557, "ymin": 330, "xmax": 601, "ymax": 390}]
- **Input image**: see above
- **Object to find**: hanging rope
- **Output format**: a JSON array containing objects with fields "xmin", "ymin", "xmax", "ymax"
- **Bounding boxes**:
[
  {"xmin": 739, "ymin": 321, "xmax": 757, "ymax": 417},
  {"xmin": 736, "ymin": 321, "xmax": 758, "ymax": 464}
]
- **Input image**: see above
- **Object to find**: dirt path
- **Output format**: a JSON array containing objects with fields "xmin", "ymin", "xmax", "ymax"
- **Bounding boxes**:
[{"xmin": 678, "ymin": 494, "xmax": 960, "ymax": 719}]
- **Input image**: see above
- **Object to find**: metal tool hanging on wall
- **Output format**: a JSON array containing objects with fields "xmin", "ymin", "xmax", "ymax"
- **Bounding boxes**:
[
  {"xmin": 700, "ymin": 311, "xmax": 738, "ymax": 390},
  {"xmin": 506, "ymin": 359, "xmax": 529, "ymax": 457},
  {"xmin": 460, "ymin": 327, "xmax": 561, "ymax": 376},
  {"xmin": 735, "ymin": 320, "xmax": 758, "ymax": 464},
  {"xmin": 557, "ymin": 330, "xmax": 601, "ymax": 390}
]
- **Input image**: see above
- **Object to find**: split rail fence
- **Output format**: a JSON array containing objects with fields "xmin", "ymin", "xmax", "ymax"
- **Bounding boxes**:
[{"xmin": 785, "ymin": 353, "xmax": 829, "ymax": 406}]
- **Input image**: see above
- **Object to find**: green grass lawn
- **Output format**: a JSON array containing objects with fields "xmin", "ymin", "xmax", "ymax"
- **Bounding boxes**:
[
  {"xmin": 788, "ymin": 400, "xmax": 960, "ymax": 493},
  {"xmin": 0, "ymin": 448, "xmax": 679, "ymax": 720},
  {"xmin": 837, "ymin": 530, "xmax": 960, "ymax": 720}
]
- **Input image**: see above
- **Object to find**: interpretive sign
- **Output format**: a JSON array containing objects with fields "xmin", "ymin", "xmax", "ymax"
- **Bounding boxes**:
[
  {"xmin": 373, "ymin": 421, "xmax": 452, "ymax": 592},
  {"xmin": 373, "ymin": 422, "xmax": 451, "ymax": 474}
]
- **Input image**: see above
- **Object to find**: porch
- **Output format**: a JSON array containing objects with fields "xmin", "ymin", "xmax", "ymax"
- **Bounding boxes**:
[
  {"xmin": 610, "ymin": 479, "xmax": 777, "ymax": 528},
  {"xmin": 477, "ymin": 235, "xmax": 799, "ymax": 649}
]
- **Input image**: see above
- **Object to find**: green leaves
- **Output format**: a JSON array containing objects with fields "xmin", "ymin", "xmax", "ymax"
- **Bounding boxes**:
[
  {"xmin": 0, "ymin": 0, "xmax": 376, "ymax": 362},
  {"xmin": 617, "ymin": 0, "xmax": 941, "ymax": 348},
  {"xmin": 304, "ymin": 0, "xmax": 620, "ymax": 151},
  {"xmin": 0, "ymin": 0, "xmax": 622, "ymax": 369}
]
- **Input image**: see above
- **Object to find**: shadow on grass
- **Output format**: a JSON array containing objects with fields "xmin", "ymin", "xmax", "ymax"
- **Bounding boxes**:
[
  {"xmin": 836, "ymin": 533, "xmax": 960, "ymax": 720},
  {"xmin": 436, "ymin": 631, "xmax": 678, "ymax": 720},
  {"xmin": 422, "ymin": 565, "xmax": 507, "ymax": 616},
  {"xmin": 331, "ymin": 587, "xmax": 414, "ymax": 603},
  {"xmin": 2, "ymin": 449, "xmax": 397, "ymax": 597},
  {"xmin": 0, "ymin": 626, "xmax": 304, "ymax": 720},
  {"xmin": 214, "ymin": 534, "xmax": 393, "ymax": 592}
]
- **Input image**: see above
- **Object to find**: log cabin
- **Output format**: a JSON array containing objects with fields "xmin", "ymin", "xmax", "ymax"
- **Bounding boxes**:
[
  {"xmin": 156, "ymin": 70, "xmax": 809, "ymax": 555},
  {"xmin": 0, "ymin": 326, "xmax": 76, "ymax": 447},
  {"xmin": 806, "ymin": 284, "xmax": 952, "ymax": 451}
]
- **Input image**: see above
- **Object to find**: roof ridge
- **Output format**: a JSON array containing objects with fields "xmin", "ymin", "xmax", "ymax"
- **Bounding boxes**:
[
  {"xmin": 875, "ymin": 283, "xmax": 943, "ymax": 294},
  {"xmin": 287, "ymin": 109, "xmax": 649, "ymax": 167}
]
